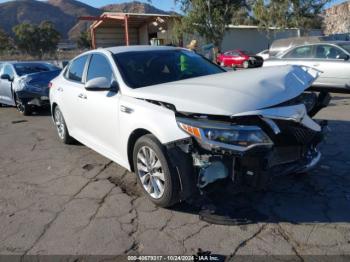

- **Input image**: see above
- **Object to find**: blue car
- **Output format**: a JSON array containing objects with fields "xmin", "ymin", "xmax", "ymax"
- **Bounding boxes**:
[{"xmin": 0, "ymin": 62, "xmax": 61, "ymax": 115}]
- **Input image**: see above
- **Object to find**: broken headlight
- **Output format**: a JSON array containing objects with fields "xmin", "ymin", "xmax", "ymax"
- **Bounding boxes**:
[
  {"xmin": 177, "ymin": 118, "xmax": 273, "ymax": 152},
  {"xmin": 278, "ymin": 92, "xmax": 317, "ymax": 113}
]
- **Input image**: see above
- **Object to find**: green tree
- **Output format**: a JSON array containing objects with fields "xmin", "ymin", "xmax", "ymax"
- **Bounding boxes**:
[
  {"xmin": 252, "ymin": 0, "xmax": 289, "ymax": 40},
  {"xmin": 253, "ymin": 0, "xmax": 330, "ymax": 37},
  {"xmin": 175, "ymin": 0, "xmax": 247, "ymax": 47},
  {"xmin": 77, "ymin": 31, "xmax": 91, "ymax": 49},
  {"xmin": 39, "ymin": 21, "xmax": 61, "ymax": 54},
  {"xmin": 13, "ymin": 23, "xmax": 38, "ymax": 55},
  {"xmin": 13, "ymin": 21, "xmax": 60, "ymax": 57},
  {"xmin": 0, "ymin": 28, "xmax": 11, "ymax": 52}
]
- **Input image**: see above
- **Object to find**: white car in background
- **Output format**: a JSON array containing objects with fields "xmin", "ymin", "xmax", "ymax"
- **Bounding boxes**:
[
  {"xmin": 256, "ymin": 49, "xmax": 270, "ymax": 60},
  {"xmin": 264, "ymin": 41, "xmax": 350, "ymax": 92},
  {"xmin": 50, "ymin": 46, "xmax": 329, "ymax": 207}
]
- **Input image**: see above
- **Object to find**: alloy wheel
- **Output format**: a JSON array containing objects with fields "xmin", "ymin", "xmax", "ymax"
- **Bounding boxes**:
[
  {"xmin": 15, "ymin": 97, "xmax": 25, "ymax": 113},
  {"xmin": 54, "ymin": 108, "xmax": 65, "ymax": 140},
  {"xmin": 136, "ymin": 146, "xmax": 165, "ymax": 199}
]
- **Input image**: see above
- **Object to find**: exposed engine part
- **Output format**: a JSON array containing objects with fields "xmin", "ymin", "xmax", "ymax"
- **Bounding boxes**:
[
  {"xmin": 261, "ymin": 117, "xmax": 281, "ymax": 135},
  {"xmin": 166, "ymin": 138, "xmax": 192, "ymax": 153},
  {"xmin": 192, "ymin": 153, "xmax": 229, "ymax": 189}
]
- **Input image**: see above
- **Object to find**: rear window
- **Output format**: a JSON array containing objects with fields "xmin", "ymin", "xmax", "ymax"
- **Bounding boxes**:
[
  {"xmin": 14, "ymin": 63, "xmax": 58, "ymax": 76},
  {"xmin": 338, "ymin": 43, "xmax": 350, "ymax": 54},
  {"xmin": 284, "ymin": 46, "xmax": 313, "ymax": 59}
]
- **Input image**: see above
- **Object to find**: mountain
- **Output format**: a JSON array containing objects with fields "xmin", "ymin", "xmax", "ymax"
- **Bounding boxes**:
[
  {"xmin": 0, "ymin": 0, "xmax": 75, "ymax": 38},
  {"xmin": 0, "ymin": 0, "xmax": 171, "ymax": 41},
  {"xmin": 101, "ymin": 1, "xmax": 168, "ymax": 14}
]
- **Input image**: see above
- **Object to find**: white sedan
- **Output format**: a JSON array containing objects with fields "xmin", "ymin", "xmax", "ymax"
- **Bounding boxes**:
[{"xmin": 50, "ymin": 46, "xmax": 329, "ymax": 207}]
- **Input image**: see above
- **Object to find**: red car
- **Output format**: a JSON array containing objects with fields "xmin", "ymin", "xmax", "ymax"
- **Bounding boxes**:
[{"xmin": 217, "ymin": 49, "xmax": 263, "ymax": 68}]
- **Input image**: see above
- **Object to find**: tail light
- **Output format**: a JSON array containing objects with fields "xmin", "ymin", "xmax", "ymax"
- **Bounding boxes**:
[{"xmin": 48, "ymin": 82, "xmax": 53, "ymax": 88}]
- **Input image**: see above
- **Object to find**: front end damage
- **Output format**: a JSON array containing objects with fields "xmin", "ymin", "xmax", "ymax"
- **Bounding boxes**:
[{"xmin": 166, "ymin": 90, "xmax": 330, "ymax": 198}]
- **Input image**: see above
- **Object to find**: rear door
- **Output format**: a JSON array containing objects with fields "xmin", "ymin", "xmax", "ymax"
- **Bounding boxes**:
[{"xmin": 57, "ymin": 55, "xmax": 89, "ymax": 139}]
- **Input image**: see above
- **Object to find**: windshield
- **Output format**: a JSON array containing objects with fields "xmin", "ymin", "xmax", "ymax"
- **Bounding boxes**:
[
  {"xmin": 113, "ymin": 49, "xmax": 224, "ymax": 89},
  {"xmin": 14, "ymin": 63, "xmax": 58, "ymax": 76},
  {"xmin": 338, "ymin": 43, "xmax": 350, "ymax": 54}
]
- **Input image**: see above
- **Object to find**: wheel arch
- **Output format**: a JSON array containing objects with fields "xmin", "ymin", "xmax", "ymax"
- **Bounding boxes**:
[
  {"xmin": 127, "ymin": 128, "xmax": 153, "ymax": 172},
  {"xmin": 51, "ymin": 102, "xmax": 58, "ymax": 115}
]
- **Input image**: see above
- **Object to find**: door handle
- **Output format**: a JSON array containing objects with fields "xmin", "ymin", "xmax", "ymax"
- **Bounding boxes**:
[
  {"xmin": 78, "ymin": 93, "xmax": 87, "ymax": 99},
  {"xmin": 57, "ymin": 87, "xmax": 63, "ymax": 92}
]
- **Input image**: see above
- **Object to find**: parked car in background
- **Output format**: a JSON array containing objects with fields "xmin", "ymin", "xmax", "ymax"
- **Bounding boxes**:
[
  {"xmin": 269, "ymin": 36, "xmax": 324, "ymax": 57},
  {"xmin": 50, "ymin": 46, "xmax": 329, "ymax": 207},
  {"xmin": 0, "ymin": 62, "xmax": 61, "ymax": 115},
  {"xmin": 256, "ymin": 49, "xmax": 270, "ymax": 60},
  {"xmin": 263, "ymin": 41, "xmax": 350, "ymax": 92},
  {"xmin": 217, "ymin": 49, "xmax": 264, "ymax": 68}
]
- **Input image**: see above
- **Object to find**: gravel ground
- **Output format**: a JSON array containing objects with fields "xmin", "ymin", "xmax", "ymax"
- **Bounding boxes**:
[{"xmin": 0, "ymin": 94, "xmax": 349, "ymax": 260}]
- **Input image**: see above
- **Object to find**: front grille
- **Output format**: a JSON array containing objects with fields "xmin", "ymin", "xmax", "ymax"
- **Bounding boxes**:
[
  {"xmin": 287, "ymin": 125, "xmax": 317, "ymax": 144},
  {"xmin": 273, "ymin": 120, "xmax": 319, "ymax": 146}
]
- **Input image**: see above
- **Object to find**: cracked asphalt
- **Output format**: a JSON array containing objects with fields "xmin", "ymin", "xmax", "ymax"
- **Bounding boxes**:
[{"xmin": 0, "ymin": 94, "xmax": 350, "ymax": 260}]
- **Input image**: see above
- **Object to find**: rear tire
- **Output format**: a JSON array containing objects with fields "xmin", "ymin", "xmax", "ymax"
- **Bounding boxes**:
[
  {"xmin": 53, "ymin": 106, "xmax": 74, "ymax": 144},
  {"xmin": 133, "ymin": 134, "xmax": 180, "ymax": 207},
  {"xmin": 15, "ymin": 94, "xmax": 31, "ymax": 116}
]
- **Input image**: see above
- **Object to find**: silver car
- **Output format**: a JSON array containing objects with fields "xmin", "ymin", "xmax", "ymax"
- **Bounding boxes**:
[
  {"xmin": 263, "ymin": 41, "xmax": 350, "ymax": 92},
  {"xmin": 0, "ymin": 62, "xmax": 60, "ymax": 115}
]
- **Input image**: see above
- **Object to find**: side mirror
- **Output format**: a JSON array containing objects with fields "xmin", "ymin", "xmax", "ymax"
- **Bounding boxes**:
[
  {"xmin": 85, "ymin": 77, "xmax": 115, "ymax": 91},
  {"xmin": 1, "ymin": 74, "xmax": 13, "ymax": 81},
  {"xmin": 337, "ymin": 54, "xmax": 350, "ymax": 61}
]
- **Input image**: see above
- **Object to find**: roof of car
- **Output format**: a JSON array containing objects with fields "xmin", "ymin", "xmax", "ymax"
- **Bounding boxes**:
[
  {"xmin": 5, "ymin": 61, "xmax": 53, "ymax": 66},
  {"xmin": 105, "ymin": 45, "xmax": 182, "ymax": 54}
]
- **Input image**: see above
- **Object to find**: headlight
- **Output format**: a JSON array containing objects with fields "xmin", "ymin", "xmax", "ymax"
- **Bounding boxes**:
[{"xmin": 177, "ymin": 118, "xmax": 273, "ymax": 151}]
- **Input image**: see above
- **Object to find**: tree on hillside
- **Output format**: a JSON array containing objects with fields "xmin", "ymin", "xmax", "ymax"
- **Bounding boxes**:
[
  {"xmin": 253, "ymin": 0, "xmax": 330, "ymax": 37},
  {"xmin": 39, "ymin": 21, "xmax": 61, "ymax": 54},
  {"xmin": 175, "ymin": 0, "xmax": 247, "ymax": 47},
  {"xmin": 0, "ymin": 28, "xmax": 12, "ymax": 53},
  {"xmin": 77, "ymin": 31, "xmax": 91, "ymax": 49},
  {"xmin": 13, "ymin": 21, "xmax": 60, "ymax": 57}
]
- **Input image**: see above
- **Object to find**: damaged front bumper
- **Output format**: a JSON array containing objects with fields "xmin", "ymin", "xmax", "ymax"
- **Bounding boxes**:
[
  {"xmin": 169, "ymin": 92, "xmax": 330, "ymax": 196},
  {"xmin": 16, "ymin": 90, "xmax": 50, "ymax": 107}
]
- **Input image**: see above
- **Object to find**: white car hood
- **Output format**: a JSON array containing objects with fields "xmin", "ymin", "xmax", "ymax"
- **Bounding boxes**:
[{"xmin": 125, "ymin": 65, "xmax": 318, "ymax": 116}]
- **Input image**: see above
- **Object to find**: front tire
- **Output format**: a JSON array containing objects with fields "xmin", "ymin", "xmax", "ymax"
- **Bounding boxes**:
[
  {"xmin": 133, "ymin": 134, "xmax": 180, "ymax": 207},
  {"xmin": 15, "ymin": 94, "xmax": 31, "ymax": 116},
  {"xmin": 53, "ymin": 106, "xmax": 74, "ymax": 144},
  {"xmin": 243, "ymin": 60, "xmax": 249, "ymax": 69}
]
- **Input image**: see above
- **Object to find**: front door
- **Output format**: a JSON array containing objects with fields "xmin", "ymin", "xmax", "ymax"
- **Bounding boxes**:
[{"xmin": 80, "ymin": 53, "xmax": 122, "ymax": 161}]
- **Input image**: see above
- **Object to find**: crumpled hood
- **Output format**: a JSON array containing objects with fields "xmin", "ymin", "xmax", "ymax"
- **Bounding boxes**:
[
  {"xmin": 15, "ymin": 69, "xmax": 61, "ymax": 95},
  {"xmin": 125, "ymin": 65, "xmax": 318, "ymax": 116}
]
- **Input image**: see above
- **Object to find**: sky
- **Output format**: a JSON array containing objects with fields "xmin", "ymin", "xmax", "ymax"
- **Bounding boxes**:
[{"xmin": 0, "ymin": 0, "xmax": 346, "ymax": 12}]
